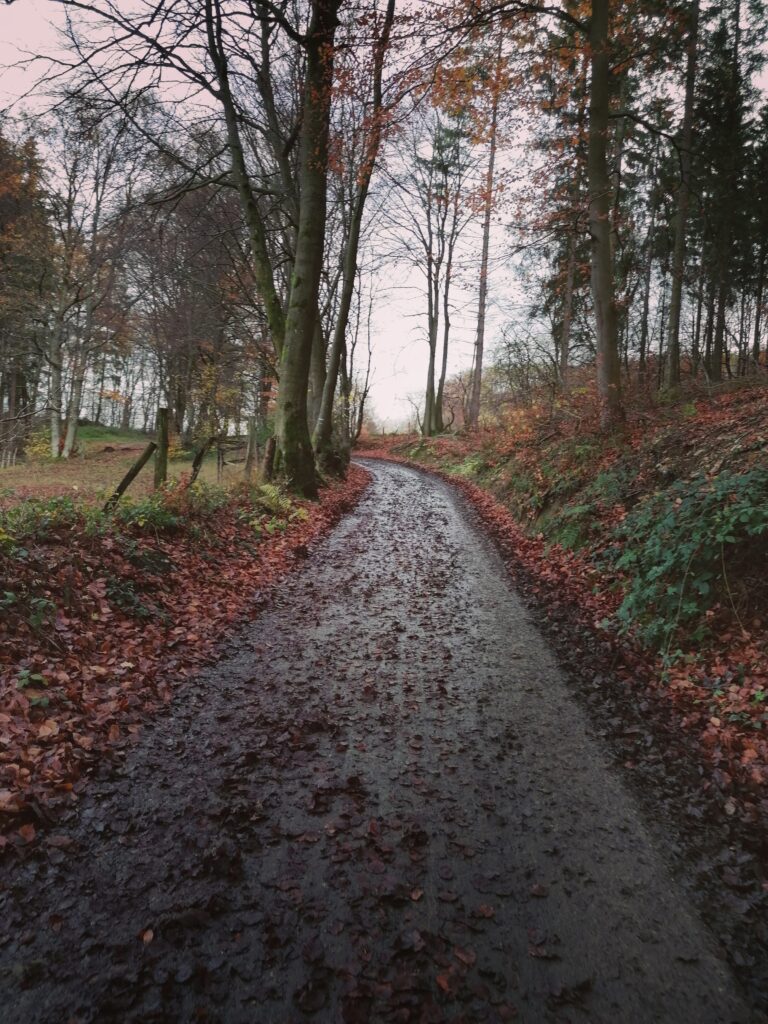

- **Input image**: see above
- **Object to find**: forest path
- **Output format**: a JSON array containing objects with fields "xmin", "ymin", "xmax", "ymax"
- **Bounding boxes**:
[{"xmin": 0, "ymin": 461, "xmax": 753, "ymax": 1023}]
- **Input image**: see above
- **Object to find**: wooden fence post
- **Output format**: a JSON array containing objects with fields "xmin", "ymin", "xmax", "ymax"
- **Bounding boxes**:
[
  {"xmin": 189, "ymin": 436, "xmax": 215, "ymax": 487},
  {"xmin": 104, "ymin": 442, "xmax": 157, "ymax": 512},
  {"xmin": 154, "ymin": 407, "xmax": 169, "ymax": 489}
]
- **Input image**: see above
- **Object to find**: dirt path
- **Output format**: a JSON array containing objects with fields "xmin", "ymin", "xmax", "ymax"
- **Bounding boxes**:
[{"xmin": 0, "ymin": 461, "xmax": 755, "ymax": 1023}]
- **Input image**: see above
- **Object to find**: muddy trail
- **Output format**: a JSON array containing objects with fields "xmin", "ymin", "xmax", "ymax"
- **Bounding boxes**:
[{"xmin": 0, "ymin": 461, "xmax": 757, "ymax": 1023}]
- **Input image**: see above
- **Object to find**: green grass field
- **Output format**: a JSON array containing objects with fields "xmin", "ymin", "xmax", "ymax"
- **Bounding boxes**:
[{"xmin": 0, "ymin": 427, "xmax": 230, "ymax": 507}]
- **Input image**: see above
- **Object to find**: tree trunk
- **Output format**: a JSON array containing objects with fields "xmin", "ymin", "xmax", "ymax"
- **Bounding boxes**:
[
  {"xmin": 121, "ymin": 395, "xmax": 133, "ymax": 431},
  {"xmin": 274, "ymin": 0, "xmax": 341, "ymax": 497},
  {"xmin": 467, "ymin": 33, "xmax": 502, "ymax": 430},
  {"xmin": 587, "ymin": 0, "xmax": 624, "ymax": 430},
  {"xmin": 692, "ymin": 280, "xmax": 704, "ymax": 374},
  {"xmin": 313, "ymin": 0, "xmax": 395, "ymax": 469},
  {"xmin": 308, "ymin": 318, "xmax": 327, "ymax": 431},
  {"xmin": 49, "ymin": 329, "xmax": 63, "ymax": 458},
  {"xmin": 559, "ymin": 227, "xmax": 577, "ymax": 387},
  {"xmin": 665, "ymin": 0, "xmax": 700, "ymax": 390},
  {"xmin": 435, "ymin": 247, "xmax": 454, "ymax": 433},
  {"xmin": 62, "ymin": 348, "xmax": 85, "ymax": 459},
  {"xmin": 154, "ymin": 406, "xmax": 169, "ymax": 488},
  {"xmin": 711, "ymin": 281, "xmax": 727, "ymax": 382},
  {"xmin": 423, "ymin": 342, "xmax": 437, "ymax": 437},
  {"xmin": 752, "ymin": 244, "xmax": 765, "ymax": 371},
  {"xmin": 703, "ymin": 283, "xmax": 715, "ymax": 376}
]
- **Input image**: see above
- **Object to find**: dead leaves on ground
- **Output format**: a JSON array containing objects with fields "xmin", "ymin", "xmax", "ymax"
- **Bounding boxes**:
[{"xmin": 0, "ymin": 467, "xmax": 371, "ymax": 847}]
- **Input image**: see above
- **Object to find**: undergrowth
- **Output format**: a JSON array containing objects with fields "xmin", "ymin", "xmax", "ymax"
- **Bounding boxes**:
[
  {"xmin": 607, "ymin": 468, "xmax": 768, "ymax": 651},
  {"xmin": 0, "ymin": 479, "xmax": 305, "ymax": 632}
]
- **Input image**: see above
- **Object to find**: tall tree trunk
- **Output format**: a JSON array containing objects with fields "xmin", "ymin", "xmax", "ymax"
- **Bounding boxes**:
[
  {"xmin": 423, "ymin": 341, "xmax": 437, "ymax": 437},
  {"xmin": 587, "ymin": 0, "xmax": 624, "ymax": 430},
  {"xmin": 49, "ymin": 327, "xmax": 63, "ymax": 458},
  {"xmin": 121, "ymin": 395, "xmax": 133, "ymax": 431},
  {"xmin": 308, "ymin": 318, "xmax": 327, "ymax": 430},
  {"xmin": 711, "ymin": 280, "xmax": 727, "ymax": 382},
  {"xmin": 703, "ymin": 283, "xmax": 715, "ymax": 376},
  {"xmin": 94, "ymin": 352, "xmax": 107, "ymax": 424},
  {"xmin": 692, "ymin": 279, "xmax": 704, "ymax": 373},
  {"xmin": 657, "ymin": 273, "xmax": 668, "ymax": 390},
  {"xmin": 313, "ymin": 0, "xmax": 395, "ymax": 468},
  {"xmin": 467, "ymin": 32, "xmax": 502, "ymax": 430},
  {"xmin": 559, "ymin": 227, "xmax": 577, "ymax": 387},
  {"xmin": 664, "ymin": 0, "xmax": 699, "ymax": 390},
  {"xmin": 752, "ymin": 243, "xmax": 765, "ymax": 371},
  {"xmin": 275, "ymin": 0, "xmax": 341, "ymax": 496},
  {"xmin": 62, "ymin": 349, "xmax": 85, "ymax": 459},
  {"xmin": 205, "ymin": 0, "xmax": 286, "ymax": 359},
  {"xmin": 737, "ymin": 290, "xmax": 748, "ymax": 375},
  {"xmin": 435, "ymin": 257, "xmax": 453, "ymax": 433}
]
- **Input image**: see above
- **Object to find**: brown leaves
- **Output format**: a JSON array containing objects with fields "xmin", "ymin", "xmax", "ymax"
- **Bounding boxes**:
[
  {"xmin": 0, "ymin": 467, "xmax": 371, "ymax": 845},
  {"xmin": 17, "ymin": 823, "xmax": 35, "ymax": 843}
]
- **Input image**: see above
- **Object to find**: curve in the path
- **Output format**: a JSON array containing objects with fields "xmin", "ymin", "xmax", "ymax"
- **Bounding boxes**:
[{"xmin": 0, "ymin": 461, "xmax": 753, "ymax": 1023}]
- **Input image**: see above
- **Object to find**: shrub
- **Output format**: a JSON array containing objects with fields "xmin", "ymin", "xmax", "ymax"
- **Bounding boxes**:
[
  {"xmin": 608, "ymin": 468, "xmax": 768, "ymax": 650},
  {"xmin": 113, "ymin": 493, "xmax": 180, "ymax": 533},
  {"xmin": 25, "ymin": 428, "xmax": 53, "ymax": 461},
  {"xmin": 0, "ymin": 496, "xmax": 81, "ymax": 539},
  {"xmin": 165, "ymin": 480, "xmax": 229, "ymax": 517}
]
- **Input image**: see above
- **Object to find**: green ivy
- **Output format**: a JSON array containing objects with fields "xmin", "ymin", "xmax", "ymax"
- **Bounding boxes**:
[{"xmin": 607, "ymin": 468, "xmax": 768, "ymax": 650}]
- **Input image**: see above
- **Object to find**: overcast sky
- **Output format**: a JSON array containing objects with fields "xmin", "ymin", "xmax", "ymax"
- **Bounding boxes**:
[{"xmin": 4, "ymin": 2, "xmax": 765, "ymax": 431}]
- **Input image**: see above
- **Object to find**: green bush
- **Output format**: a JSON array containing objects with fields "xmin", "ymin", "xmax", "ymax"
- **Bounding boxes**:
[
  {"xmin": 113, "ymin": 493, "xmax": 180, "ymax": 533},
  {"xmin": 608, "ymin": 468, "xmax": 768, "ymax": 650},
  {"xmin": 169, "ymin": 480, "xmax": 229, "ymax": 517},
  {"xmin": 543, "ymin": 502, "xmax": 594, "ymax": 550},
  {"xmin": 0, "ymin": 496, "xmax": 80, "ymax": 539}
]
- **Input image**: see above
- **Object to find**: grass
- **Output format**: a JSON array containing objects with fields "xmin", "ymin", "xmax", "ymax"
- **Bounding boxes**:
[{"xmin": 0, "ymin": 426, "xmax": 226, "ymax": 508}]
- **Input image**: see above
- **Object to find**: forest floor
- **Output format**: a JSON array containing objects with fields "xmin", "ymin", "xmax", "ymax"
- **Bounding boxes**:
[
  {"xmin": 0, "ymin": 460, "xmax": 760, "ymax": 1023},
  {"xmin": 0, "ymin": 462, "xmax": 369, "ymax": 837}
]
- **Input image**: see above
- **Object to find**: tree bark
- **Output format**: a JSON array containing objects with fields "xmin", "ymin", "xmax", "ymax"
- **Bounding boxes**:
[
  {"xmin": 313, "ymin": 0, "xmax": 395, "ymax": 469},
  {"xmin": 752, "ymin": 244, "xmax": 766, "ymax": 371},
  {"xmin": 559, "ymin": 227, "xmax": 577, "ymax": 387},
  {"xmin": 49, "ymin": 327, "xmax": 63, "ymax": 458},
  {"xmin": 62, "ymin": 343, "xmax": 85, "ymax": 459},
  {"xmin": 274, "ymin": 0, "xmax": 341, "ymax": 497},
  {"xmin": 308, "ymin": 318, "xmax": 327, "ymax": 431},
  {"xmin": 244, "ymin": 419, "xmax": 258, "ymax": 481},
  {"xmin": 467, "ymin": 33, "xmax": 502, "ymax": 430},
  {"xmin": 664, "ymin": 0, "xmax": 700, "ymax": 391},
  {"xmin": 711, "ymin": 280, "xmax": 727, "ymax": 382},
  {"xmin": 154, "ymin": 406, "xmax": 169, "ymax": 488},
  {"xmin": 587, "ymin": 0, "xmax": 624, "ymax": 430}
]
